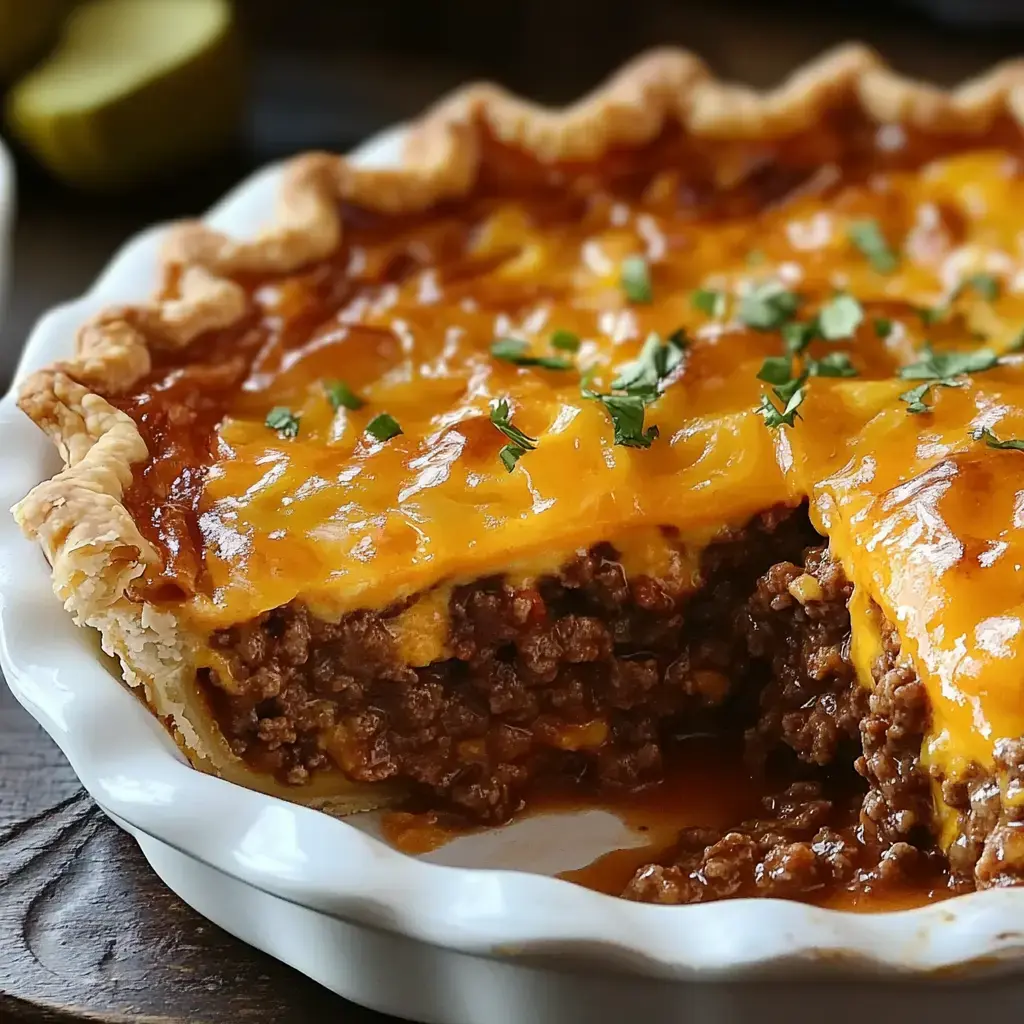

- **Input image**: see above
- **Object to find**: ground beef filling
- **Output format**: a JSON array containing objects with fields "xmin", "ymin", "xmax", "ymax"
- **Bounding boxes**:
[
  {"xmin": 935, "ymin": 741, "xmax": 1024, "ymax": 890},
  {"xmin": 622, "ymin": 543, "xmax": 938, "ymax": 905},
  {"xmin": 203, "ymin": 505, "xmax": 815, "ymax": 821},
  {"xmin": 202, "ymin": 503, "xmax": 1005, "ymax": 904},
  {"xmin": 623, "ymin": 781, "xmax": 925, "ymax": 904}
]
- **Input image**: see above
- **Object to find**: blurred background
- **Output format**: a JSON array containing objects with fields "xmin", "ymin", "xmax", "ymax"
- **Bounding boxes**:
[{"xmin": 3, "ymin": 0, "xmax": 1024, "ymax": 387}]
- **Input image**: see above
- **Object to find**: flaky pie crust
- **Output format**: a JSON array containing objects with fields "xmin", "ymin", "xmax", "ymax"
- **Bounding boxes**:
[{"xmin": 13, "ymin": 43, "xmax": 1024, "ymax": 812}]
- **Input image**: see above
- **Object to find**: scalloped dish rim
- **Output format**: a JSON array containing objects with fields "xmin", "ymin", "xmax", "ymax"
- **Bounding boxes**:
[{"xmin": 4, "ymin": 124, "xmax": 1024, "ymax": 981}]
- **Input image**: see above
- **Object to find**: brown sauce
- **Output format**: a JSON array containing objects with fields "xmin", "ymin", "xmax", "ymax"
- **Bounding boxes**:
[{"xmin": 381, "ymin": 735, "xmax": 955, "ymax": 910}]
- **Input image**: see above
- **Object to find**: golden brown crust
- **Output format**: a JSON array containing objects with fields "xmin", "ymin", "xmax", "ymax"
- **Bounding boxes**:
[{"xmin": 14, "ymin": 42, "xmax": 1024, "ymax": 810}]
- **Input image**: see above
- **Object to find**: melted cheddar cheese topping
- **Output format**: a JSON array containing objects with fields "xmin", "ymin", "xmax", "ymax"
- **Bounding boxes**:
[{"xmin": 134, "ymin": 143, "xmax": 1024, "ymax": 837}]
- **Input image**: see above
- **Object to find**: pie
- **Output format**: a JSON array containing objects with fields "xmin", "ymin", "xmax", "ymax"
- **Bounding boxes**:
[{"xmin": 16, "ymin": 44, "xmax": 1024, "ymax": 905}]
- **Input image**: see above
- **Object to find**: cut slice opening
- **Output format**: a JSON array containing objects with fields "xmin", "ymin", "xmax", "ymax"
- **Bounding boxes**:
[{"xmin": 189, "ymin": 500, "xmax": 970, "ymax": 905}]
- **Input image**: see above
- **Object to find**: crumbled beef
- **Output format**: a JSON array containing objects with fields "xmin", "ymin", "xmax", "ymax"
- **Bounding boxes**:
[
  {"xmin": 939, "ymin": 737, "xmax": 1024, "ymax": 890},
  {"xmin": 622, "ymin": 781, "xmax": 867, "ymax": 904},
  {"xmin": 622, "ymin": 542, "xmax": 942, "ymax": 906},
  {"xmin": 741, "ymin": 545, "xmax": 866, "ymax": 768},
  {"xmin": 854, "ymin": 619, "xmax": 933, "ymax": 845},
  {"xmin": 203, "ymin": 505, "xmax": 813, "ymax": 822}
]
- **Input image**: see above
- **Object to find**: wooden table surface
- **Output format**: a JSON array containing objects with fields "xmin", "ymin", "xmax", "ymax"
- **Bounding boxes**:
[{"xmin": 4, "ymin": 4, "xmax": 1024, "ymax": 1020}]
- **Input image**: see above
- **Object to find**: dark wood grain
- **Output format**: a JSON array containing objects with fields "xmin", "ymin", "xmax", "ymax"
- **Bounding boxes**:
[{"xmin": 0, "ymin": 685, "xmax": 395, "ymax": 1024}]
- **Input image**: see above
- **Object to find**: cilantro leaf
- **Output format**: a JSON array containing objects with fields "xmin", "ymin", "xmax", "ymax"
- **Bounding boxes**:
[
  {"xmin": 873, "ymin": 317, "xmax": 893, "ymax": 339},
  {"xmin": 808, "ymin": 351, "xmax": 858, "ymax": 378},
  {"xmin": 324, "ymin": 379, "xmax": 364, "ymax": 412},
  {"xmin": 491, "ymin": 337, "xmax": 572, "ymax": 370},
  {"xmin": 899, "ymin": 380, "xmax": 961, "ymax": 415},
  {"xmin": 896, "ymin": 345, "xmax": 997, "ymax": 415},
  {"xmin": 265, "ymin": 406, "xmax": 300, "ymax": 438},
  {"xmin": 756, "ymin": 352, "xmax": 809, "ymax": 429},
  {"xmin": 739, "ymin": 281, "xmax": 801, "ymax": 331},
  {"xmin": 584, "ymin": 332, "xmax": 684, "ymax": 449},
  {"xmin": 848, "ymin": 219, "xmax": 898, "ymax": 274},
  {"xmin": 758, "ymin": 377, "xmax": 808, "ymax": 429},
  {"xmin": 897, "ymin": 347, "xmax": 999, "ymax": 381},
  {"xmin": 490, "ymin": 399, "xmax": 537, "ymax": 470},
  {"xmin": 773, "ymin": 373, "xmax": 806, "ymax": 404},
  {"xmin": 620, "ymin": 256, "xmax": 653, "ymax": 304},
  {"xmin": 611, "ymin": 331, "xmax": 687, "ymax": 397},
  {"xmin": 365, "ymin": 412, "xmax": 403, "ymax": 441},
  {"xmin": 818, "ymin": 294, "xmax": 864, "ymax": 341},
  {"xmin": 589, "ymin": 393, "xmax": 660, "ymax": 448},
  {"xmin": 972, "ymin": 426, "xmax": 1024, "ymax": 451},
  {"xmin": 550, "ymin": 329, "xmax": 581, "ymax": 352},
  {"xmin": 757, "ymin": 356, "xmax": 794, "ymax": 387},
  {"xmin": 916, "ymin": 303, "xmax": 948, "ymax": 326},
  {"xmin": 692, "ymin": 288, "xmax": 726, "ymax": 317},
  {"xmin": 967, "ymin": 273, "xmax": 1001, "ymax": 303},
  {"xmin": 499, "ymin": 444, "xmax": 529, "ymax": 471},
  {"xmin": 781, "ymin": 320, "xmax": 817, "ymax": 355}
]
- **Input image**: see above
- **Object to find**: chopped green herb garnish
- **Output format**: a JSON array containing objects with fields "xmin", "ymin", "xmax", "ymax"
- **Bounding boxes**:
[
  {"xmin": 746, "ymin": 249, "xmax": 766, "ymax": 266},
  {"xmin": 589, "ymin": 392, "xmax": 660, "ymax": 448},
  {"xmin": 265, "ymin": 406, "xmax": 300, "ymax": 438},
  {"xmin": 499, "ymin": 443, "xmax": 528, "ymax": 471},
  {"xmin": 818, "ymin": 294, "xmax": 864, "ymax": 341},
  {"xmin": 620, "ymin": 255, "xmax": 653, "ymax": 304},
  {"xmin": 490, "ymin": 398, "xmax": 537, "ymax": 471},
  {"xmin": 550, "ymin": 329, "xmax": 581, "ymax": 352},
  {"xmin": 758, "ymin": 374, "xmax": 808, "ymax": 429},
  {"xmin": 897, "ymin": 347, "xmax": 999, "ymax": 382},
  {"xmin": 848, "ymin": 219, "xmax": 898, "ymax": 274},
  {"xmin": 755, "ymin": 352, "xmax": 808, "ymax": 429},
  {"xmin": 967, "ymin": 273, "xmax": 1001, "ymax": 303},
  {"xmin": 324, "ymin": 379, "xmax": 364, "ymax": 412},
  {"xmin": 492, "ymin": 337, "xmax": 528, "ymax": 361},
  {"xmin": 899, "ymin": 381, "xmax": 960, "ymax": 415},
  {"xmin": 491, "ymin": 337, "xmax": 572, "ymax": 370},
  {"xmin": 809, "ymin": 351, "xmax": 858, "ymax": 378},
  {"xmin": 873, "ymin": 317, "xmax": 894, "ymax": 339},
  {"xmin": 365, "ymin": 412, "xmax": 403, "ymax": 442},
  {"xmin": 582, "ymin": 332, "xmax": 684, "ymax": 449},
  {"xmin": 739, "ymin": 281, "xmax": 800, "ymax": 331},
  {"xmin": 611, "ymin": 331, "xmax": 687, "ymax": 398},
  {"xmin": 774, "ymin": 373, "xmax": 805, "ymax": 404},
  {"xmin": 896, "ymin": 344, "xmax": 1001, "ymax": 415},
  {"xmin": 781, "ymin": 320, "xmax": 817, "ymax": 355},
  {"xmin": 757, "ymin": 356, "xmax": 794, "ymax": 387},
  {"xmin": 755, "ymin": 344, "xmax": 856, "ymax": 429},
  {"xmin": 972, "ymin": 426, "xmax": 1024, "ymax": 451},
  {"xmin": 916, "ymin": 303, "xmax": 948, "ymax": 327},
  {"xmin": 692, "ymin": 288, "xmax": 726, "ymax": 317}
]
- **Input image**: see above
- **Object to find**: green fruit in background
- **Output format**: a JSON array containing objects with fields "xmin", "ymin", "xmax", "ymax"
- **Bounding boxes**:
[
  {"xmin": 0, "ymin": 0, "xmax": 69, "ymax": 83},
  {"xmin": 6, "ymin": 0, "xmax": 244, "ymax": 190}
]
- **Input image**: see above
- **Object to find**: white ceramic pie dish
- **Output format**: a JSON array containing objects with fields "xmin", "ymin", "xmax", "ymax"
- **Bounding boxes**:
[{"xmin": 4, "ymin": 125, "xmax": 1024, "ymax": 1022}]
